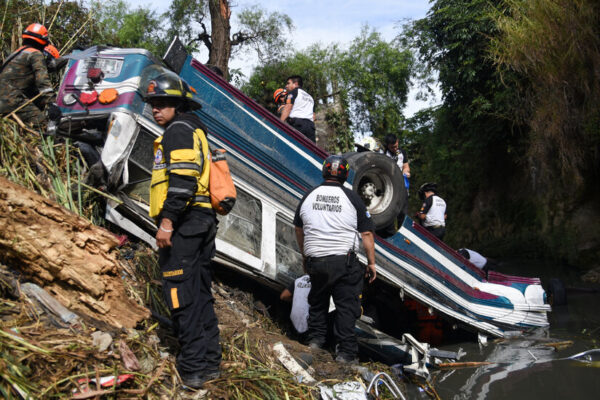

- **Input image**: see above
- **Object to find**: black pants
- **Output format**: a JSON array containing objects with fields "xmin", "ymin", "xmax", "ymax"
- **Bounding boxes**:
[
  {"xmin": 426, "ymin": 226, "xmax": 446, "ymax": 240},
  {"xmin": 306, "ymin": 253, "xmax": 364, "ymax": 358},
  {"xmin": 288, "ymin": 117, "xmax": 316, "ymax": 142},
  {"xmin": 158, "ymin": 209, "xmax": 221, "ymax": 376}
]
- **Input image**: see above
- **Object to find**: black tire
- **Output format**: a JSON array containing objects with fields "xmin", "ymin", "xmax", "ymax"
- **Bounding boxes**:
[
  {"xmin": 547, "ymin": 278, "xmax": 567, "ymax": 306},
  {"xmin": 343, "ymin": 152, "xmax": 407, "ymax": 231}
]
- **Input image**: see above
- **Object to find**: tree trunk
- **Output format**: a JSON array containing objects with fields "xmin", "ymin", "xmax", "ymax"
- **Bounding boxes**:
[
  {"xmin": 0, "ymin": 176, "xmax": 149, "ymax": 329},
  {"xmin": 208, "ymin": 0, "xmax": 232, "ymax": 79}
]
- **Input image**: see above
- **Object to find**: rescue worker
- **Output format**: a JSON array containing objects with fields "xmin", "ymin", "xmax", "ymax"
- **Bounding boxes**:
[
  {"xmin": 280, "ymin": 75, "xmax": 316, "ymax": 142},
  {"xmin": 457, "ymin": 248, "xmax": 496, "ymax": 274},
  {"xmin": 417, "ymin": 182, "xmax": 447, "ymax": 240},
  {"xmin": 280, "ymin": 274, "xmax": 311, "ymax": 338},
  {"xmin": 0, "ymin": 23, "xmax": 55, "ymax": 124},
  {"xmin": 381, "ymin": 134, "xmax": 410, "ymax": 179},
  {"xmin": 381, "ymin": 133, "xmax": 411, "ymax": 225},
  {"xmin": 294, "ymin": 155, "xmax": 376, "ymax": 363},
  {"xmin": 145, "ymin": 71, "xmax": 221, "ymax": 390},
  {"xmin": 273, "ymin": 88, "xmax": 287, "ymax": 116}
]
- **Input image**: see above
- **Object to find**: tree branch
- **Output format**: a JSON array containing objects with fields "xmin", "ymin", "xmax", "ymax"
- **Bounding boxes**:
[{"xmin": 189, "ymin": 21, "xmax": 212, "ymax": 52}]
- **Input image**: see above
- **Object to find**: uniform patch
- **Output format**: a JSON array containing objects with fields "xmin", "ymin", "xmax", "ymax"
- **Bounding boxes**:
[
  {"xmin": 366, "ymin": 211, "xmax": 371, "ymax": 218},
  {"xmin": 154, "ymin": 149, "xmax": 163, "ymax": 164}
]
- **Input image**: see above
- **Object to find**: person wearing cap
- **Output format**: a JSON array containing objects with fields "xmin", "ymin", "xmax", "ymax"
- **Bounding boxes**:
[
  {"xmin": 417, "ymin": 182, "xmax": 447, "ymax": 240},
  {"xmin": 280, "ymin": 75, "xmax": 316, "ymax": 142},
  {"xmin": 0, "ymin": 23, "xmax": 56, "ymax": 124},
  {"xmin": 294, "ymin": 155, "xmax": 376, "ymax": 364},
  {"xmin": 144, "ymin": 71, "xmax": 221, "ymax": 390}
]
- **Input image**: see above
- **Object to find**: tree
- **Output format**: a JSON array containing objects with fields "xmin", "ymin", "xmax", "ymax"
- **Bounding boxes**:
[
  {"xmin": 337, "ymin": 27, "xmax": 413, "ymax": 139},
  {"xmin": 167, "ymin": 0, "xmax": 293, "ymax": 80},
  {"xmin": 93, "ymin": 0, "xmax": 167, "ymax": 55}
]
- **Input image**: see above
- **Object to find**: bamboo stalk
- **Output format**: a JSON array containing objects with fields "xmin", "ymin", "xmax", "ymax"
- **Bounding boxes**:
[
  {"xmin": 2, "ymin": 93, "xmax": 44, "ymax": 120},
  {"xmin": 78, "ymin": 182, "xmax": 123, "ymax": 204},
  {"xmin": 59, "ymin": 10, "xmax": 96, "ymax": 55},
  {"xmin": 47, "ymin": 0, "xmax": 66, "ymax": 33}
]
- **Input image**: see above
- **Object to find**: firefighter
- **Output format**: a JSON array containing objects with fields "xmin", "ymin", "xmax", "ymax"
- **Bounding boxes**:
[
  {"xmin": 144, "ymin": 71, "xmax": 221, "ymax": 390},
  {"xmin": 0, "ymin": 23, "xmax": 55, "ymax": 124}
]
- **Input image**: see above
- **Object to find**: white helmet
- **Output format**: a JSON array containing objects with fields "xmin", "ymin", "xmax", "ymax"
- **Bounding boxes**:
[{"xmin": 357, "ymin": 136, "xmax": 380, "ymax": 152}]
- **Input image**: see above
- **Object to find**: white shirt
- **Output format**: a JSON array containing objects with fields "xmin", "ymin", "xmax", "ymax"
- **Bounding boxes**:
[
  {"xmin": 294, "ymin": 182, "xmax": 374, "ymax": 258},
  {"xmin": 288, "ymin": 88, "xmax": 314, "ymax": 120},
  {"xmin": 290, "ymin": 275, "xmax": 311, "ymax": 333},
  {"xmin": 422, "ymin": 195, "xmax": 446, "ymax": 227},
  {"xmin": 464, "ymin": 249, "xmax": 487, "ymax": 269}
]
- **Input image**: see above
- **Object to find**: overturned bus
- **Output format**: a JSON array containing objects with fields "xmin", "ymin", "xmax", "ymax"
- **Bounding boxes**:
[{"xmin": 48, "ymin": 39, "xmax": 550, "ymax": 344}]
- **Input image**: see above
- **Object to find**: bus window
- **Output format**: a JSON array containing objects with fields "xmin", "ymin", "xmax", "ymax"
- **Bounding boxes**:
[
  {"xmin": 217, "ymin": 189, "xmax": 262, "ymax": 258},
  {"xmin": 275, "ymin": 214, "xmax": 303, "ymax": 284}
]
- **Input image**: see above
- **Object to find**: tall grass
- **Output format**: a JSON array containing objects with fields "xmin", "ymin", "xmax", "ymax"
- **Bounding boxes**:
[{"xmin": 0, "ymin": 119, "xmax": 104, "ymax": 224}]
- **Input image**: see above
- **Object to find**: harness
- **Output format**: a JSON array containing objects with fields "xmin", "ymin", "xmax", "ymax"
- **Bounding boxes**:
[{"xmin": 0, "ymin": 46, "xmax": 38, "ymax": 74}]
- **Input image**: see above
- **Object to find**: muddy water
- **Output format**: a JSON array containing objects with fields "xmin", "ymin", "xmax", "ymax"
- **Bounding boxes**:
[{"xmin": 433, "ymin": 260, "xmax": 600, "ymax": 400}]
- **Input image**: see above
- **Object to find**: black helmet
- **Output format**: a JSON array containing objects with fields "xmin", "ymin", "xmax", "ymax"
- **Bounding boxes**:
[
  {"xmin": 144, "ymin": 71, "xmax": 202, "ymax": 110},
  {"xmin": 322, "ymin": 155, "xmax": 350, "ymax": 183},
  {"xmin": 418, "ymin": 182, "xmax": 437, "ymax": 200}
]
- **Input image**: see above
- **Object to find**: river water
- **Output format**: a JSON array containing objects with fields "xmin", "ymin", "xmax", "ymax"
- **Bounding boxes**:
[{"xmin": 430, "ymin": 260, "xmax": 600, "ymax": 400}]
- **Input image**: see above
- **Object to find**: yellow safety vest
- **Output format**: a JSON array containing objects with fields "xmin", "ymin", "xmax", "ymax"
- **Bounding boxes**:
[{"xmin": 149, "ymin": 125, "xmax": 211, "ymax": 218}]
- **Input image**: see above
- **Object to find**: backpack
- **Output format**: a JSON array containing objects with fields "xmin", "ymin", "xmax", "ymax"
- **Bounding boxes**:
[{"xmin": 210, "ymin": 149, "xmax": 236, "ymax": 215}]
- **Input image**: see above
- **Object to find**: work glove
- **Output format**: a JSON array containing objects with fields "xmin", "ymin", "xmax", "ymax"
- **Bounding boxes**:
[{"xmin": 47, "ymin": 102, "xmax": 62, "ymax": 121}]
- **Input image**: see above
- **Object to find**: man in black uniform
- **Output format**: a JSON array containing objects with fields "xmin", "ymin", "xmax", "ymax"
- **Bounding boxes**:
[
  {"xmin": 145, "ymin": 71, "xmax": 221, "ymax": 389},
  {"xmin": 294, "ymin": 155, "xmax": 376, "ymax": 363},
  {"xmin": 280, "ymin": 75, "xmax": 316, "ymax": 142}
]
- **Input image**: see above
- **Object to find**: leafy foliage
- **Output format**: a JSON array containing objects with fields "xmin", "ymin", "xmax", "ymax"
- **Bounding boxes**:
[
  {"xmin": 490, "ymin": 0, "xmax": 600, "ymax": 191},
  {"xmin": 93, "ymin": 0, "xmax": 167, "ymax": 55},
  {"xmin": 337, "ymin": 27, "xmax": 413, "ymax": 138}
]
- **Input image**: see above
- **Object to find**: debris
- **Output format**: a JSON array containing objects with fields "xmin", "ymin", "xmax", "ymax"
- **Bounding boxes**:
[
  {"xmin": 20, "ymin": 282, "xmax": 81, "ymax": 327},
  {"xmin": 319, "ymin": 381, "xmax": 368, "ymax": 400},
  {"xmin": 437, "ymin": 361, "xmax": 494, "ymax": 369},
  {"xmin": 478, "ymin": 332, "xmax": 488, "ymax": 346},
  {"xmin": 119, "ymin": 339, "xmax": 141, "ymax": 371},
  {"xmin": 566, "ymin": 349, "xmax": 600, "ymax": 363},
  {"xmin": 272, "ymin": 341, "xmax": 316, "ymax": 385},
  {"xmin": 543, "ymin": 340, "xmax": 574, "ymax": 351},
  {"xmin": 91, "ymin": 331, "xmax": 112, "ymax": 352},
  {"xmin": 76, "ymin": 373, "xmax": 134, "ymax": 389},
  {"xmin": 366, "ymin": 372, "xmax": 406, "ymax": 400}
]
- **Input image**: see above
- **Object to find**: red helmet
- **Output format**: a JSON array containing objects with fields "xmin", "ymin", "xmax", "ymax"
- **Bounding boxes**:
[
  {"xmin": 322, "ymin": 155, "xmax": 350, "ymax": 183},
  {"xmin": 23, "ymin": 23, "xmax": 49, "ymax": 45},
  {"xmin": 43, "ymin": 44, "xmax": 60, "ymax": 59},
  {"xmin": 273, "ymin": 88, "xmax": 287, "ymax": 103}
]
